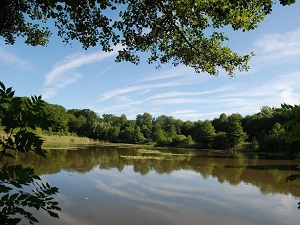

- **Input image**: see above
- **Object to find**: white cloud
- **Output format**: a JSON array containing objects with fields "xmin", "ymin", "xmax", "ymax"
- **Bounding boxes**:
[
  {"xmin": 253, "ymin": 28, "xmax": 300, "ymax": 63},
  {"xmin": 169, "ymin": 110, "xmax": 223, "ymax": 120},
  {"xmin": 43, "ymin": 47, "xmax": 121, "ymax": 99},
  {"xmin": 97, "ymin": 66, "xmax": 211, "ymax": 102},
  {"xmin": 92, "ymin": 67, "xmax": 300, "ymax": 120},
  {"xmin": 255, "ymin": 28, "xmax": 300, "ymax": 53},
  {"xmin": 45, "ymin": 50, "xmax": 118, "ymax": 86},
  {"xmin": 146, "ymin": 87, "xmax": 233, "ymax": 101},
  {"xmin": 274, "ymin": 71, "xmax": 300, "ymax": 104},
  {"xmin": 150, "ymin": 97, "xmax": 207, "ymax": 105},
  {"xmin": 42, "ymin": 87, "xmax": 57, "ymax": 99},
  {"xmin": 0, "ymin": 47, "xmax": 32, "ymax": 70},
  {"xmin": 98, "ymin": 77, "xmax": 205, "ymax": 102}
]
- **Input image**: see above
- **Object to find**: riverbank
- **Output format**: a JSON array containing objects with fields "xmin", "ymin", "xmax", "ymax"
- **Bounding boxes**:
[{"xmin": 41, "ymin": 134, "xmax": 160, "ymax": 150}]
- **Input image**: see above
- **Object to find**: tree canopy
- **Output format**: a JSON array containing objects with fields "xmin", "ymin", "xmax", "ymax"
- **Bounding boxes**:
[{"xmin": 0, "ymin": 0, "xmax": 296, "ymax": 76}]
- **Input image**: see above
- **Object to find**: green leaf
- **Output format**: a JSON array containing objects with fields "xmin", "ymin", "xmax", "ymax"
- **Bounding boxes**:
[
  {"xmin": 17, "ymin": 193, "xmax": 29, "ymax": 201},
  {"xmin": 10, "ymin": 180, "xmax": 22, "ymax": 188},
  {"xmin": 47, "ymin": 210, "xmax": 60, "ymax": 218},
  {"xmin": 8, "ymin": 90, "xmax": 15, "ymax": 98},
  {"xmin": 56, "ymin": 5, "xmax": 63, "ymax": 11},
  {"xmin": 0, "ymin": 81, "xmax": 5, "ymax": 91},
  {"xmin": 1, "ymin": 193, "xmax": 9, "ymax": 201},
  {"xmin": 10, "ymin": 193, "xmax": 19, "ymax": 201},
  {"xmin": 4, "ymin": 218, "xmax": 22, "ymax": 225},
  {"xmin": 6, "ymin": 87, "xmax": 12, "ymax": 94},
  {"xmin": 0, "ymin": 184, "xmax": 12, "ymax": 192}
]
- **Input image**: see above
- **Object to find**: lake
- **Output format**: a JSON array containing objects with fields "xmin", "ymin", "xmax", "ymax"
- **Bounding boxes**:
[{"xmin": 11, "ymin": 144, "xmax": 300, "ymax": 225}]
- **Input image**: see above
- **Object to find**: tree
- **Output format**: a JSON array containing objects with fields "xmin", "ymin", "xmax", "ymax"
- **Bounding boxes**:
[
  {"xmin": 0, "ymin": 1, "xmax": 296, "ymax": 76},
  {"xmin": 192, "ymin": 120, "xmax": 216, "ymax": 148},
  {"xmin": 172, "ymin": 134, "xmax": 195, "ymax": 148},
  {"xmin": 227, "ymin": 114, "xmax": 247, "ymax": 150},
  {"xmin": 280, "ymin": 103, "xmax": 300, "ymax": 143},
  {"xmin": 212, "ymin": 113, "xmax": 228, "ymax": 133},
  {"xmin": 118, "ymin": 126, "xmax": 145, "ymax": 143},
  {"xmin": 0, "ymin": 82, "xmax": 61, "ymax": 224},
  {"xmin": 119, "ymin": 114, "xmax": 128, "ymax": 130},
  {"xmin": 212, "ymin": 132, "xmax": 228, "ymax": 150},
  {"xmin": 41, "ymin": 104, "xmax": 69, "ymax": 134},
  {"xmin": 181, "ymin": 121, "xmax": 195, "ymax": 137},
  {"xmin": 152, "ymin": 127, "xmax": 171, "ymax": 146},
  {"xmin": 260, "ymin": 122, "xmax": 286, "ymax": 153},
  {"xmin": 136, "ymin": 112, "xmax": 153, "ymax": 140},
  {"xmin": 68, "ymin": 109, "xmax": 100, "ymax": 137},
  {"xmin": 280, "ymin": 103, "xmax": 300, "ymax": 208}
]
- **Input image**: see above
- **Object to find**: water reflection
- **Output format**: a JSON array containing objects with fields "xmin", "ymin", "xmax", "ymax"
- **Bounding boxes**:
[
  {"xmin": 6, "ymin": 145, "xmax": 300, "ymax": 197},
  {"xmin": 3, "ymin": 145, "xmax": 300, "ymax": 225}
]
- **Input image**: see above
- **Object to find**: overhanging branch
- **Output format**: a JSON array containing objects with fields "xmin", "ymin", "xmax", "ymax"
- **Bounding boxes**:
[{"xmin": 0, "ymin": 0, "xmax": 8, "ymax": 33}]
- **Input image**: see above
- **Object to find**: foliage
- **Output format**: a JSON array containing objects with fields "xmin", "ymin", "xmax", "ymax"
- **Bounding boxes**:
[
  {"xmin": 212, "ymin": 113, "xmax": 228, "ymax": 133},
  {"xmin": 279, "ymin": 103, "xmax": 300, "ymax": 143},
  {"xmin": 41, "ymin": 104, "xmax": 69, "ymax": 134},
  {"xmin": 2, "ymin": 84, "xmax": 299, "ymax": 154},
  {"xmin": 119, "ymin": 126, "xmax": 145, "ymax": 144},
  {"xmin": 172, "ymin": 135, "xmax": 195, "ymax": 148},
  {"xmin": 212, "ymin": 132, "xmax": 228, "ymax": 150},
  {"xmin": 0, "ymin": 1, "xmax": 296, "ymax": 76},
  {"xmin": 0, "ymin": 165, "xmax": 60, "ymax": 224},
  {"xmin": 0, "ymin": 82, "xmax": 61, "ymax": 224},
  {"xmin": 226, "ymin": 114, "xmax": 248, "ymax": 150},
  {"xmin": 192, "ymin": 120, "xmax": 216, "ymax": 148},
  {"xmin": 152, "ymin": 127, "xmax": 171, "ymax": 146}
]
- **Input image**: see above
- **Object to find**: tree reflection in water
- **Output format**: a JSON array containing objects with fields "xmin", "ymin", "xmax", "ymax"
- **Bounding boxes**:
[{"xmin": 4, "ymin": 145, "xmax": 300, "ymax": 197}]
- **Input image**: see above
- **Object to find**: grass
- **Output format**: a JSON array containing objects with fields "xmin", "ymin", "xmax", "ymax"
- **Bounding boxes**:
[
  {"xmin": 41, "ymin": 135, "xmax": 94, "ymax": 144},
  {"xmin": 0, "ymin": 127, "xmax": 197, "ymax": 152},
  {"xmin": 136, "ymin": 148, "xmax": 195, "ymax": 156}
]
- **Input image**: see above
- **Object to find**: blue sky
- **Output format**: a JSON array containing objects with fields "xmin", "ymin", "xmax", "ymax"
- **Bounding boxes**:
[{"xmin": 1, "ymin": 2, "xmax": 300, "ymax": 121}]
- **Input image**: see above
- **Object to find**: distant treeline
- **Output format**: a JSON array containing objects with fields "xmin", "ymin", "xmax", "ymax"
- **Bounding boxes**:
[{"xmin": 1, "ymin": 98, "xmax": 299, "ymax": 156}]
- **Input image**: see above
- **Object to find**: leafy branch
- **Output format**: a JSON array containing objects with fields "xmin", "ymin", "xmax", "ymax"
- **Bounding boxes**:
[{"xmin": 0, "ymin": 81, "xmax": 61, "ymax": 224}]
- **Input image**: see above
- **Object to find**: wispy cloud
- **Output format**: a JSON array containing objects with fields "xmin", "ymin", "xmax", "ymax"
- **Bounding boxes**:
[
  {"xmin": 134, "ymin": 66, "xmax": 196, "ymax": 83},
  {"xmin": 98, "ymin": 80, "xmax": 196, "ymax": 102},
  {"xmin": 253, "ymin": 28, "xmax": 300, "ymax": 64},
  {"xmin": 221, "ymin": 71, "xmax": 300, "ymax": 105},
  {"xmin": 99, "ymin": 68, "xmax": 209, "ymax": 102},
  {"xmin": 0, "ymin": 46, "xmax": 32, "ymax": 70},
  {"xmin": 145, "ymin": 87, "xmax": 233, "ymax": 101},
  {"xmin": 92, "ymin": 68, "xmax": 300, "ymax": 120},
  {"xmin": 169, "ymin": 110, "xmax": 226, "ymax": 120},
  {"xmin": 43, "ymin": 47, "xmax": 121, "ymax": 99}
]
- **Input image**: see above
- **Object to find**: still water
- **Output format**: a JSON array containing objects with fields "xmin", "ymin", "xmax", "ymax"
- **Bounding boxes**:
[{"xmin": 15, "ymin": 145, "xmax": 300, "ymax": 224}]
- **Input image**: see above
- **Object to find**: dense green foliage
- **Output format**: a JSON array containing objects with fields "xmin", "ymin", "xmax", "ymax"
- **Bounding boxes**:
[
  {"xmin": 0, "ymin": 0, "xmax": 296, "ymax": 76},
  {"xmin": 0, "ymin": 82, "xmax": 61, "ymax": 224},
  {"xmin": 4, "ymin": 94, "xmax": 298, "ymax": 157}
]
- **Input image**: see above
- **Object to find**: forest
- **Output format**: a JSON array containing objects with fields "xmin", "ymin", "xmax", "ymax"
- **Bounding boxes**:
[
  {"xmin": 1, "ymin": 1, "xmax": 300, "ymax": 224},
  {"xmin": 2, "ymin": 94, "xmax": 299, "ymax": 158},
  {"xmin": 1, "ymin": 83, "xmax": 300, "ymax": 224}
]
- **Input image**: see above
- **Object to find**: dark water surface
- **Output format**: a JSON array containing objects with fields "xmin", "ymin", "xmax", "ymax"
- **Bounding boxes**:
[{"xmin": 14, "ymin": 145, "xmax": 300, "ymax": 224}]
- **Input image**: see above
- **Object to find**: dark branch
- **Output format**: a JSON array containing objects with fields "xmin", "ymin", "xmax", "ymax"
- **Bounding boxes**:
[{"xmin": 158, "ymin": 1, "xmax": 201, "ymax": 53}]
